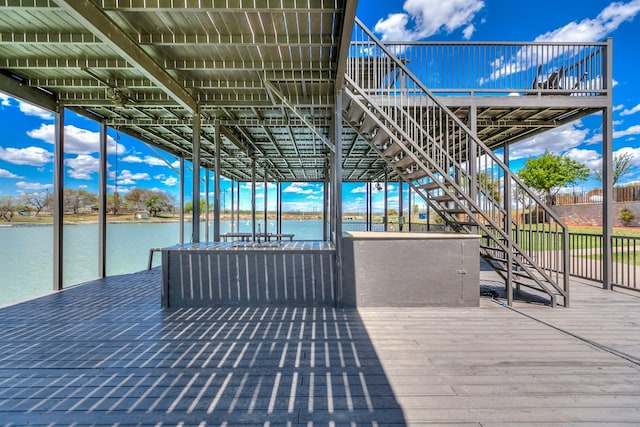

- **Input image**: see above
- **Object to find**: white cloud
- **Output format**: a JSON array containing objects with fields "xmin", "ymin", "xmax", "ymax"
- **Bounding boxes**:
[
  {"xmin": 0, "ymin": 93, "xmax": 11, "ymax": 107},
  {"xmin": 351, "ymin": 185, "xmax": 367, "ymax": 194},
  {"xmin": 161, "ymin": 176, "xmax": 178, "ymax": 187},
  {"xmin": 282, "ymin": 201, "xmax": 322, "ymax": 212},
  {"xmin": 0, "ymin": 168, "xmax": 22, "ymax": 178},
  {"xmin": 564, "ymin": 148, "xmax": 602, "ymax": 170},
  {"xmin": 614, "ymin": 125, "xmax": 640, "ymax": 139},
  {"xmin": 535, "ymin": 0, "xmax": 640, "ymax": 43},
  {"xmin": 613, "ymin": 146, "xmax": 640, "ymax": 168},
  {"xmin": 462, "ymin": 24, "xmax": 475, "ymax": 40},
  {"xmin": 374, "ymin": 0, "xmax": 484, "ymax": 41},
  {"xmin": 18, "ymin": 101, "xmax": 54, "ymax": 120},
  {"xmin": 107, "ymin": 184, "xmax": 129, "ymax": 194},
  {"xmin": 240, "ymin": 182, "xmax": 277, "ymax": 191},
  {"xmin": 143, "ymin": 156, "xmax": 168, "ymax": 166},
  {"xmin": 621, "ymin": 103, "xmax": 640, "ymax": 116},
  {"xmin": 16, "ymin": 181, "xmax": 53, "ymax": 191},
  {"xmin": 509, "ymin": 123, "xmax": 589, "ymax": 160},
  {"xmin": 122, "ymin": 154, "xmax": 179, "ymax": 169},
  {"xmin": 122, "ymin": 155, "xmax": 143, "ymax": 163},
  {"xmin": 486, "ymin": 2, "xmax": 640, "ymax": 84},
  {"xmin": 66, "ymin": 154, "xmax": 99, "ymax": 180},
  {"xmin": 27, "ymin": 124, "xmax": 125, "ymax": 155},
  {"xmin": 117, "ymin": 169, "xmax": 150, "ymax": 186},
  {"xmin": 0, "ymin": 146, "xmax": 52, "ymax": 166},
  {"xmin": 283, "ymin": 182, "xmax": 315, "ymax": 194},
  {"xmin": 614, "ymin": 104, "xmax": 625, "ymax": 111}
]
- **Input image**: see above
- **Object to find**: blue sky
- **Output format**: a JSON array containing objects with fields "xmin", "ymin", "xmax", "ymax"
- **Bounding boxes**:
[{"xmin": 1, "ymin": 0, "xmax": 640, "ymax": 214}]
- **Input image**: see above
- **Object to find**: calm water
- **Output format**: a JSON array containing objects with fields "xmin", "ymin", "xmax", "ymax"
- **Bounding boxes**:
[{"xmin": 0, "ymin": 219, "xmax": 326, "ymax": 306}]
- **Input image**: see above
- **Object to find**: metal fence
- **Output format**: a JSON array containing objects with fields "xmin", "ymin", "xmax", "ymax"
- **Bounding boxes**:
[
  {"xmin": 554, "ymin": 187, "xmax": 640, "ymax": 205},
  {"xmin": 366, "ymin": 40, "xmax": 611, "ymax": 96}
]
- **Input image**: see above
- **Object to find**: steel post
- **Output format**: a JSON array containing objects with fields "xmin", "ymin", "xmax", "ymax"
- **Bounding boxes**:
[
  {"xmin": 98, "ymin": 121, "xmax": 107, "ymax": 277},
  {"xmin": 191, "ymin": 110, "xmax": 201, "ymax": 243},
  {"xmin": 214, "ymin": 119, "xmax": 221, "ymax": 242},
  {"xmin": 53, "ymin": 107, "xmax": 64, "ymax": 291}
]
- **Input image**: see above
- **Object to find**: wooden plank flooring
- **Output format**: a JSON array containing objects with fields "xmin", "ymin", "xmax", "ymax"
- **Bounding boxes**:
[{"xmin": 0, "ymin": 269, "xmax": 639, "ymax": 426}]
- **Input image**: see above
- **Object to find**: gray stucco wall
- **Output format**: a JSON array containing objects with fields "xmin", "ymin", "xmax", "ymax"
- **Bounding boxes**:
[{"xmin": 342, "ymin": 232, "xmax": 480, "ymax": 307}]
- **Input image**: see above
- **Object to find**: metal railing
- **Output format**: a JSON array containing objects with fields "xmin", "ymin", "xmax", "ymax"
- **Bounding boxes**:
[
  {"xmin": 518, "ymin": 229, "xmax": 639, "ymax": 291},
  {"xmin": 351, "ymin": 39, "xmax": 610, "ymax": 96},
  {"xmin": 348, "ymin": 18, "xmax": 570, "ymax": 305}
]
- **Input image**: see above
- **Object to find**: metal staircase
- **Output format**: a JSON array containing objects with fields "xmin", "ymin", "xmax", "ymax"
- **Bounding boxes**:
[{"xmin": 343, "ymin": 18, "xmax": 569, "ymax": 307}]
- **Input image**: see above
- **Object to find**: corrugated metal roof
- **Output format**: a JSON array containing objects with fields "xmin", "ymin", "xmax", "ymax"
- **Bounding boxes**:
[{"xmin": 0, "ymin": 0, "xmax": 359, "ymax": 182}]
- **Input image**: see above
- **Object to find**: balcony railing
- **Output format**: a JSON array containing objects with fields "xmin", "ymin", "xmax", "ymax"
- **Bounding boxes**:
[{"xmin": 349, "ymin": 39, "xmax": 611, "ymax": 96}]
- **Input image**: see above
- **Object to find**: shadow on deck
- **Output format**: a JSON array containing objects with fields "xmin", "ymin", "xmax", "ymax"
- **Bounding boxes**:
[
  {"xmin": 1, "ymin": 268, "xmax": 640, "ymax": 425},
  {"xmin": 0, "ymin": 269, "xmax": 405, "ymax": 425}
]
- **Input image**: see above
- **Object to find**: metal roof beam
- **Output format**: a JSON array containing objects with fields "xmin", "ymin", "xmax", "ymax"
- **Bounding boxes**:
[
  {"xmin": 0, "ymin": 32, "xmax": 101, "ymax": 44},
  {"xmin": 334, "ymin": 0, "xmax": 357, "ymax": 89},
  {"xmin": 137, "ymin": 33, "xmax": 335, "ymax": 46},
  {"xmin": 0, "ymin": 72, "xmax": 58, "ymax": 112},
  {"xmin": 98, "ymin": 0, "xmax": 341, "ymax": 11},
  {"xmin": 54, "ymin": 0, "xmax": 198, "ymax": 113},
  {"xmin": 263, "ymin": 80, "xmax": 335, "ymax": 152}
]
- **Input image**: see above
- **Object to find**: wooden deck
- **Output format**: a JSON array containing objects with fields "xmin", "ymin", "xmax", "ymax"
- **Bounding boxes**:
[{"xmin": 1, "ymin": 269, "xmax": 639, "ymax": 425}]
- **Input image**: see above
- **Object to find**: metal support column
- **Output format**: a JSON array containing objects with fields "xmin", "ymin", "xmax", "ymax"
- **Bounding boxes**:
[
  {"xmin": 323, "ymin": 176, "xmax": 329, "ymax": 240},
  {"xmin": 53, "ymin": 107, "xmax": 64, "ymax": 291},
  {"xmin": 333, "ymin": 90, "xmax": 344, "ymax": 306},
  {"xmin": 230, "ymin": 179, "xmax": 235, "ymax": 233},
  {"xmin": 98, "ymin": 121, "xmax": 107, "ymax": 277},
  {"xmin": 384, "ymin": 170, "xmax": 388, "ymax": 232},
  {"xmin": 205, "ymin": 169, "xmax": 210, "ymax": 242},
  {"xmin": 602, "ymin": 106, "xmax": 614, "ymax": 290},
  {"xmin": 251, "ymin": 159, "xmax": 257, "ymax": 241},
  {"xmin": 366, "ymin": 181, "xmax": 371, "ymax": 231},
  {"xmin": 408, "ymin": 185, "xmax": 412, "ymax": 231},
  {"xmin": 179, "ymin": 158, "xmax": 185, "ymax": 245},
  {"xmin": 504, "ymin": 144, "xmax": 514, "ymax": 305},
  {"xmin": 398, "ymin": 178, "xmax": 404, "ymax": 231},
  {"xmin": 469, "ymin": 106, "xmax": 478, "ymax": 204},
  {"xmin": 263, "ymin": 168, "xmax": 268, "ymax": 235},
  {"xmin": 236, "ymin": 180, "xmax": 241, "ymax": 233},
  {"xmin": 277, "ymin": 181, "xmax": 283, "ymax": 235},
  {"xmin": 602, "ymin": 38, "xmax": 614, "ymax": 291},
  {"xmin": 191, "ymin": 110, "xmax": 201, "ymax": 243},
  {"xmin": 213, "ymin": 119, "xmax": 221, "ymax": 242}
]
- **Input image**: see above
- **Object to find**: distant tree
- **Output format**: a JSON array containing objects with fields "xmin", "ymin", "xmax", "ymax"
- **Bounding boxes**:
[
  {"xmin": 145, "ymin": 191, "xmax": 172, "ymax": 217},
  {"xmin": 64, "ymin": 189, "xmax": 97, "ymax": 214},
  {"xmin": 184, "ymin": 199, "xmax": 206, "ymax": 216},
  {"xmin": 619, "ymin": 208, "xmax": 635, "ymax": 226},
  {"xmin": 477, "ymin": 171, "xmax": 501, "ymax": 202},
  {"xmin": 413, "ymin": 203, "xmax": 420, "ymax": 216},
  {"xmin": 107, "ymin": 192, "xmax": 122, "ymax": 215},
  {"xmin": 593, "ymin": 152, "xmax": 634, "ymax": 186},
  {"xmin": 22, "ymin": 191, "xmax": 52, "ymax": 217},
  {"xmin": 124, "ymin": 188, "xmax": 151, "ymax": 211},
  {"xmin": 517, "ymin": 150, "xmax": 590, "ymax": 205},
  {"xmin": 0, "ymin": 196, "xmax": 18, "ymax": 222}
]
